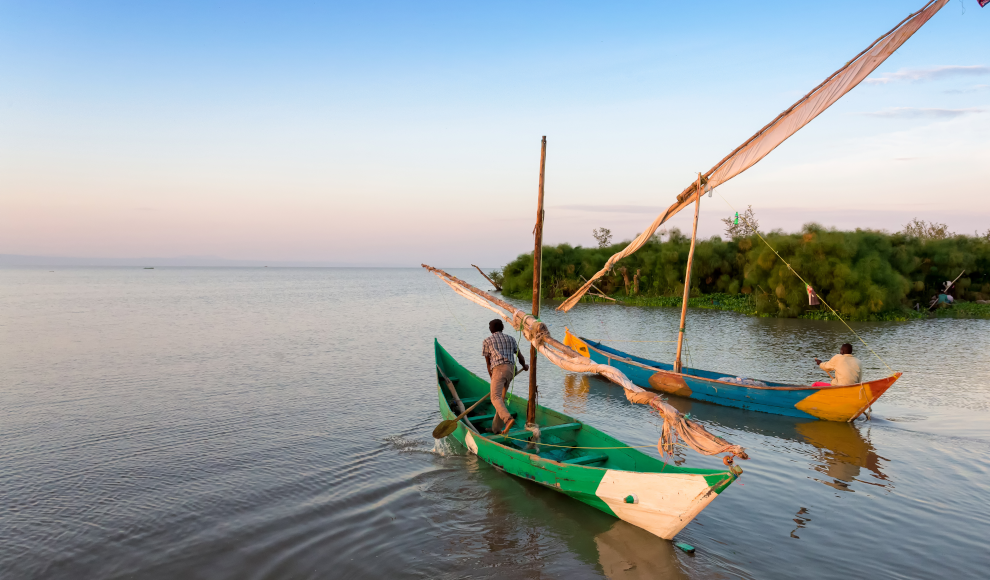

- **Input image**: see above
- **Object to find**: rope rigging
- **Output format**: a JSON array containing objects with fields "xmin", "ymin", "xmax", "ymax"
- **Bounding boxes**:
[{"xmin": 713, "ymin": 188, "xmax": 896, "ymax": 376}]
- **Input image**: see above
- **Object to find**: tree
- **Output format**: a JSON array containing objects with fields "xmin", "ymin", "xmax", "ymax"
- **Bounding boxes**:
[
  {"xmin": 721, "ymin": 205, "xmax": 759, "ymax": 238},
  {"xmin": 902, "ymin": 218, "xmax": 952, "ymax": 240},
  {"xmin": 488, "ymin": 268, "xmax": 504, "ymax": 286},
  {"xmin": 649, "ymin": 227, "xmax": 668, "ymax": 244},
  {"xmin": 592, "ymin": 227, "xmax": 613, "ymax": 248}
]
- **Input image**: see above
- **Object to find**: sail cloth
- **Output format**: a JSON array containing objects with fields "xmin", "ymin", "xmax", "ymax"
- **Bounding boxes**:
[
  {"xmin": 557, "ymin": 0, "xmax": 948, "ymax": 313},
  {"xmin": 422, "ymin": 264, "xmax": 748, "ymax": 460}
]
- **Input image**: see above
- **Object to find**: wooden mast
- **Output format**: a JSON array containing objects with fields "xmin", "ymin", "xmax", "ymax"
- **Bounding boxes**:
[
  {"xmin": 674, "ymin": 173, "xmax": 702, "ymax": 374},
  {"xmin": 528, "ymin": 136, "xmax": 547, "ymax": 425}
]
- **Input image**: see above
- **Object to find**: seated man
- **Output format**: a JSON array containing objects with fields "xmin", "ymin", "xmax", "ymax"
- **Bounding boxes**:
[
  {"xmin": 482, "ymin": 319, "xmax": 528, "ymax": 434},
  {"xmin": 814, "ymin": 343, "xmax": 862, "ymax": 386}
]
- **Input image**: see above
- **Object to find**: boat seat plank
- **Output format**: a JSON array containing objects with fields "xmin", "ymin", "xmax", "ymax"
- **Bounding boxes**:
[
  {"xmin": 486, "ymin": 422, "xmax": 582, "ymax": 443},
  {"xmin": 562, "ymin": 454, "xmax": 608, "ymax": 465},
  {"xmin": 468, "ymin": 412, "xmax": 516, "ymax": 424},
  {"xmin": 458, "ymin": 396, "xmax": 484, "ymax": 406}
]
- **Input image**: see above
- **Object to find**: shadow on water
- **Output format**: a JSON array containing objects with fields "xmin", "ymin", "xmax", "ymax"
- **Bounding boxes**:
[{"xmin": 564, "ymin": 373, "xmax": 890, "ymax": 493}]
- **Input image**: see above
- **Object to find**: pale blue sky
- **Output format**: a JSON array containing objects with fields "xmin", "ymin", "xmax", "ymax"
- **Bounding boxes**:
[{"xmin": 1, "ymin": 1, "xmax": 987, "ymax": 266}]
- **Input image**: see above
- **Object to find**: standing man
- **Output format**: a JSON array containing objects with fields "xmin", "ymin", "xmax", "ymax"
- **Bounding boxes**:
[
  {"xmin": 483, "ymin": 319, "xmax": 528, "ymax": 434},
  {"xmin": 815, "ymin": 343, "xmax": 862, "ymax": 386}
]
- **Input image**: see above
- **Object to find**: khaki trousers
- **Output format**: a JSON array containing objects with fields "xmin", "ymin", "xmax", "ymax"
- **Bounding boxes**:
[{"xmin": 489, "ymin": 363, "xmax": 515, "ymax": 433}]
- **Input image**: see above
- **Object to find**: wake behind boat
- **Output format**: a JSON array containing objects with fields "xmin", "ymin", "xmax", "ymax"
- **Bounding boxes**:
[{"xmin": 564, "ymin": 329, "xmax": 899, "ymax": 422}]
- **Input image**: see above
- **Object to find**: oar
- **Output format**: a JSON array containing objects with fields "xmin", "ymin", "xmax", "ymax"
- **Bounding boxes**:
[
  {"xmin": 432, "ymin": 367, "xmax": 525, "ymax": 439},
  {"xmin": 433, "ymin": 394, "xmax": 491, "ymax": 439}
]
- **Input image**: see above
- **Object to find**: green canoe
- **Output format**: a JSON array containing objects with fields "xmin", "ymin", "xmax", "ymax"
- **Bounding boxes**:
[{"xmin": 434, "ymin": 339, "xmax": 739, "ymax": 540}]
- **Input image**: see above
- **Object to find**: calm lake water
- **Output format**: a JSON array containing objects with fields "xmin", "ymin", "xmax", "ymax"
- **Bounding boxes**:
[{"xmin": 2, "ymin": 267, "xmax": 988, "ymax": 579}]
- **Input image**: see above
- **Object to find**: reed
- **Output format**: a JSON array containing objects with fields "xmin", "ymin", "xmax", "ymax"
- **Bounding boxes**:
[{"xmin": 500, "ymin": 226, "xmax": 990, "ymax": 320}]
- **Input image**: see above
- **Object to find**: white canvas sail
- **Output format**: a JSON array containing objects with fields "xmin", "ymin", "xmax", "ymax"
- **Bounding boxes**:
[{"xmin": 558, "ymin": 0, "xmax": 948, "ymax": 313}]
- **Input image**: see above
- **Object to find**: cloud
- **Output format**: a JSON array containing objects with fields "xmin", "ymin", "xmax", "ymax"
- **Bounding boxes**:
[
  {"xmin": 865, "ymin": 65, "xmax": 989, "ymax": 85},
  {"xmin": 944, "ymin": 84, "xmax": 990, "ymax": 94},
  {"xmin": 552, "ymin": 204, "xmax": 665, "ymax": 213},
  {"xmin": 861, "ymin": 107, "xmax": 984, "ymax": 119}
]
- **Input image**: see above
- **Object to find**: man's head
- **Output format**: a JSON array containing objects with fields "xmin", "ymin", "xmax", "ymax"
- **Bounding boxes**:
[
  {"xmin": 840, "ymin": 343, "xmax": 853, "ymax": 355},
  {"xmin": 489, "ymin": 319, "xmax": 504, "ymax": 334}
]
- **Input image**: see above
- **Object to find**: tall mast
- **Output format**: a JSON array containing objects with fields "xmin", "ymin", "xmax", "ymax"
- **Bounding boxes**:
[
  {"xmin": 528, "ymin": 136, "xmax": 547, "ymax": 425},
  {"xmin": 674, "ymin": 173, "xmax": 702, "ymax": 374}
]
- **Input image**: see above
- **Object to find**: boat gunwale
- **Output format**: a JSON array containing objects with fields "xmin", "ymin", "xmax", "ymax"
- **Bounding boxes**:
[
  {"xmin": 433, "ymin": 343, "xmax": 732, "ymax": 480},
  {"xmin": 581, "ymin": 336, "xmax": 901, "ymax": 392},
  {"xmin": 438, "ymin": 385, "xmax": 733, "ymax": 481}
]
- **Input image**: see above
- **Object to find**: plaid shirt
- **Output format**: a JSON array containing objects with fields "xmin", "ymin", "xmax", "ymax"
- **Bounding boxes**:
[{"xmin": 482, "ymin": 331, "xmax": 518, "ymax": 368}]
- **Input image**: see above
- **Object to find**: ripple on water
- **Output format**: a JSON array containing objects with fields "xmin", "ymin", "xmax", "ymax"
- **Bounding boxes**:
[{"xmin": 1, "ymin": 267, "xmax": 988, "ymax": 579}]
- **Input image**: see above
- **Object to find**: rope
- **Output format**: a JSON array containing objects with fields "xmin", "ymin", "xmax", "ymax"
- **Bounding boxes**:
[
  {"xmin": 507, "ymin": 325, "xmax": 524, "ymax": 404},
  {"xmin": 434, "ymin": 276, "xmax": 467, "ymax": 331},
  {"xmin": 497, "ymin": 434, "xmax": 690, "ymax": 450},
  {"xmin": 713, "ymin": 189, "xmax": 896, "ymax": 375}
]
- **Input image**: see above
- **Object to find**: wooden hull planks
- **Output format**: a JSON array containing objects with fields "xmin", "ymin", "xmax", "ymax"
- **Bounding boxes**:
[
  {"xmin": 563, "ymin": 329, "xmax": 898, "ymax": 422},
  {"xmin": 434, "ymin": 339, "xmax": 737, "ymax": 541}
]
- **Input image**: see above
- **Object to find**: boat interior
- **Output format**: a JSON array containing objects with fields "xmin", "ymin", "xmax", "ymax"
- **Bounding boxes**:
[
  {"xmin": 435, "ymin": 341, "xmax": 724, "ymax": 477},
  {"xmin": 584, "ymin": 336, "xmax": 800, "ymax": 387}
]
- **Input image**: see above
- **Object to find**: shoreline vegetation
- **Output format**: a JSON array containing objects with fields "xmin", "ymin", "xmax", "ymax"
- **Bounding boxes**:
[{"xmin": 496, "ymin": 222, "xmax": 990, "ymax": 321}]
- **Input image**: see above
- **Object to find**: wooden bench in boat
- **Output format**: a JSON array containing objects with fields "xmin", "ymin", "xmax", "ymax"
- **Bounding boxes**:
[
  {"xmin": 486, "ymin": 422, "xmax": 582, "ymax": 444},
  {"xmin": 561, "ymin": 453, "xmax": 608, "ymax": 465},
  {"xmin": 467, "ymin": 411, "xmax": 517, "ymax": 425}
]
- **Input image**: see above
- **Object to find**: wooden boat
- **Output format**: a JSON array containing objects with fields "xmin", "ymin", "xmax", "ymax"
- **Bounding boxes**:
[
  {"xmin": 564, "ymin": 329, "xmax": 899, "ymax": 422},
  {"xmin": 435, "ymin": 339, "xmax": 739, "ymax": 541}
]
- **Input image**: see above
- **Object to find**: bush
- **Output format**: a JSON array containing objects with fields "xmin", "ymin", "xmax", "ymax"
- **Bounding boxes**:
[{"xmin": 500, "ymin": 228, "xmax": 990, "ymax": 320}]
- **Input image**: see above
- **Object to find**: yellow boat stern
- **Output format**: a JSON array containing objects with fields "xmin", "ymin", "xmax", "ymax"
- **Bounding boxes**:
[{"xmin": 794, "ymin": 373, "xmax": 901, "ymax": 422}]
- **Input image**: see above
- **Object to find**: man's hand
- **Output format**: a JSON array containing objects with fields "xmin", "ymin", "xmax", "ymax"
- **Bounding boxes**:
[{"xmin": 522, "ymin": 363, "xmax": 530, "ymax": 372}]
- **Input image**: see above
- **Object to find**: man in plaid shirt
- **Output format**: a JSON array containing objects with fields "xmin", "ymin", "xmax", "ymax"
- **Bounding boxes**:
[{"xmin": 482, "ymin": 319, "xmax": 528, "ymax": 434}]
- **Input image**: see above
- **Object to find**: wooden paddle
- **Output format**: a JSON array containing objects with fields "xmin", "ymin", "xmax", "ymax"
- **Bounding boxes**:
[
  {"xmin": 433, "ymin": 394, "xmax": 491, "ymax": 439},
  {"xmin": 432, "ymin": 367, "xmax": 524, "ymax": 439}
]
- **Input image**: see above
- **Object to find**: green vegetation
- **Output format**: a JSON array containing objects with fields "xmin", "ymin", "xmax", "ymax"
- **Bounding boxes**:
[
  {"xmin": 501, "ymin": 224, "xmax": 990, "ymax": 321},
  {"xmin": 487, "ymin": 268, "xmax": 504, "ymax": 287}
]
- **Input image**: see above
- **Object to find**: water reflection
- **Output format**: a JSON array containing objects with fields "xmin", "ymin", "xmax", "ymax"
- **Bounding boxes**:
[
  {"xmin": 563, "ymin": 374, "xmax": 591, "ymax": 415},
  {"xmin": 796, "ymin": 422, "xmax": 889, "ymax": 491},
  {"xmin": 594, "ymin": 521, "xmax": 688, "ymax": 580},
  {"xmin": 789, "ymin": 507, "xmax": 811, "ymax": 539},
  {"xmin": 464, "ymin": 449, "xmax": 692, "ymax": 579},
  {"xmin": 662, "ymin": 396, "xmax": 890, "ymax": 491}
]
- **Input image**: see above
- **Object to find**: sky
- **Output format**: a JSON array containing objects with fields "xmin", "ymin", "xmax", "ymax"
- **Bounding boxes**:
[{"xmin": 1, "ymin": 0, "xmax": 988, "ymax": 267}]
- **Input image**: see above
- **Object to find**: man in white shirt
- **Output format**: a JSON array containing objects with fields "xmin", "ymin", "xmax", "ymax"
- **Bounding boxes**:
[{"xmin": 815, "ymin": 343, "xmax": 862, "ymax": 386}]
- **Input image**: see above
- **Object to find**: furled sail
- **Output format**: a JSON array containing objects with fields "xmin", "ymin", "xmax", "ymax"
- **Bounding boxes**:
[
  {"xmin": 558, "ymin": 0, "xmax": 948, "ymax": 313},
  {"xmin": 422, "ymin": 264, "xmax": 748, "ymax": 460}
]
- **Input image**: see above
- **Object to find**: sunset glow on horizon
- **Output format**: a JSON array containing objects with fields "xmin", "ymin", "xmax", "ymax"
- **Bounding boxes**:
[{"xmin": 2, "ymin": 1, "xmax": 988, "ymax": 267}]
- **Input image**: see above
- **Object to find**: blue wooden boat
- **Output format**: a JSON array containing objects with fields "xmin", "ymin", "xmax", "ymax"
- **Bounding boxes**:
[{"xmin": 564, "ymin": 329, "xmax": 899, "ymax": 422}]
